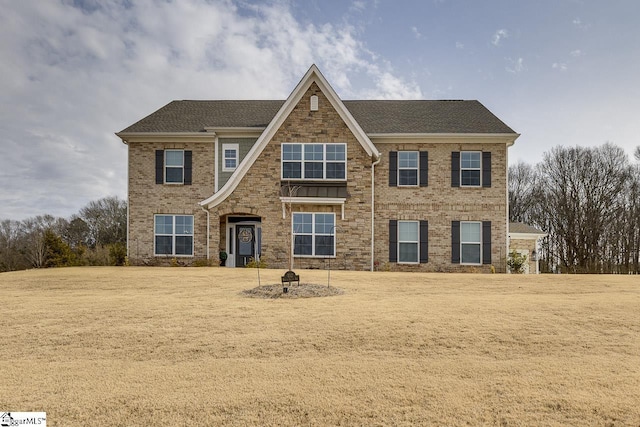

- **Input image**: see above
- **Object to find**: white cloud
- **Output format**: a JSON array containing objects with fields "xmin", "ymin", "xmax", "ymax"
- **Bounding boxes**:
[
  {"xmin": 455, "ymin": 42, "xmax": 464, "ymax": 49},
  {"xmin": 552, "ymin": 62, "xmax": 568, "ymax": 71},
  {"xmin": 0, "ymin": 0, "xmax": 422, "ymax": 220},
  {"xmin": 570, "ymin": 49, "xmax": 583, "ymax": 57},
  {"xmin": 492, "ymin": 29, "xmax": 509, "ymax": 46},
  {"xmin": 411, "ymin": 26, "xmax": 422, "ymax": 39},
  {"xmin": 506, "ymin": 57, "xmax": 525, "ymax": 74}
]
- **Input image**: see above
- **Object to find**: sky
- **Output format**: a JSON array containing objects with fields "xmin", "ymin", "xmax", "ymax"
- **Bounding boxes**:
[{"xmin": 1, "ymin": 0, "xmax": 639, "ymax": 221}]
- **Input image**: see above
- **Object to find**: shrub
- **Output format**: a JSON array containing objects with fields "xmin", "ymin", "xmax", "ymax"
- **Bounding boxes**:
[
  {"xmin": 507, "ymin": 251, "xmax": 528, "ymax": 274},
  {"xmin": 245, "ymin": 257, "xmax": 267, "ymax": 268},
  {"xmin": 192, "ymin": 258, "xmax": 213, "ymax": 267},
  {"xmin": 108, "ymin": 242, "xmax": 127, "ymax": 266}
]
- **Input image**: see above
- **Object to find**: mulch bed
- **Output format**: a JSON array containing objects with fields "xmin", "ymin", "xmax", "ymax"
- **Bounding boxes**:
[{"xmin": 241, "ymin": 283, "xmax": 344, "ymax": 299}]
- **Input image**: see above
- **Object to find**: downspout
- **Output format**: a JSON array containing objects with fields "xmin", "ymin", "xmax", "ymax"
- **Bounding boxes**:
[
  {"xmin": 126, "ymin": 141, "xmax": 130, "ymax": 259},
  {"xmin": 213, "ymin": 133, "xmax": 219, "ymax": 192},
  {"xmin": 200, "ymin": 205, "xmax": 210, "ymax": 260},
  {"xmin": 370, "ymin": 155, "xmax": 382, "ymax": 271},
  {"xmin": 505, "ymin": 144, "xmax": 509, "ymax": 273}
]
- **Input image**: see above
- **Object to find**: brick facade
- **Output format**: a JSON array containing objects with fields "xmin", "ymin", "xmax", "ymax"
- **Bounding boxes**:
[
  {"xmin": 122, "ymin": 67, "xmax": 516, "ymax": 271},
  {"xmin": 374, "ymin": 141, "xmax": 508, "ymax": 272},
  {"xmin": 209, "ymin": 83, "xmax": 374, "ymax": 270},
  {"xmin": 127, "ymin": 138, "xmax": 214, "ymax": 264}
]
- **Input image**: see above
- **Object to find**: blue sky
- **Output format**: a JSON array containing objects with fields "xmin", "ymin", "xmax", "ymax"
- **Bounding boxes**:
[{"xmin": 1, "ymin": 0, "xmax": 639, "ymax": 220}]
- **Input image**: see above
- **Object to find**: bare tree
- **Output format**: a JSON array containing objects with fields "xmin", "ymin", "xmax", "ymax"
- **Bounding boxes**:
[
  {"xmin": 0, "ymin": 219, "xmax": 27, "ymax": 271},
  {"xmin": 19, "ymin": 215, "xmax": 59, "ymax": 268},
  {"xmin": 281, "ymin": 183, "xmax": 300, "ymax": 271},
  {"xmin": 508, "ymin": 161, "xmax": 540, "ymax": 223},
  {"xmin": 79, "ymin": 196, "xmax": 127, "ymax": 247},
  {"xmin": 536, "ymin": 144, "xmax": 630, "ymax": 272}
]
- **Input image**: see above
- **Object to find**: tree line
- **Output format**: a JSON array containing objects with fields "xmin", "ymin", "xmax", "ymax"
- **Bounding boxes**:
[
  {"xmin": 510, "ymin": 143, "xmax": 640, "ymax": 274},
  {"xmin": 0, "ymin": 196, "xmax": 127, "ymax": 272}
]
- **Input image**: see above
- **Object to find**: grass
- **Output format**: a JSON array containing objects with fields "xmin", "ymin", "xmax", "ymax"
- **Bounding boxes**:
[{"xmin": 1, "ymin": 267, "xmax": 639, "ymax": 426}]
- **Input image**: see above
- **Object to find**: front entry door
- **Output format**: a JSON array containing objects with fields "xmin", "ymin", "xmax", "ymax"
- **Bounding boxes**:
[{"xmin": 235, "ymin": 225, "xmax": 255, "ymax": 267}]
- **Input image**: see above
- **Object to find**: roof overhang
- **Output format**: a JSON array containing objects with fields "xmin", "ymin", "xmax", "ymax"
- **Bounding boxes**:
[
  {"xmin": 369, "ymin": 133, "xmax": 520, "ymax": 146},
  {"xmin": 116, "ymin": 132, "xmax": 216, "ymax": 144},
  {"xmin": 203, "ymin": 127, "xmax": 265, "ymax": 137},
  {"xmin": 509, "ymin": 232, "xmax": 547, "ymax": 240}
]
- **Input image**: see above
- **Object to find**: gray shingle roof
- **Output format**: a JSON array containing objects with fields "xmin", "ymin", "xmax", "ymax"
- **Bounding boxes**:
[
  {"xmin": 119, "ymin": 99, "xmax": 516, "ymax": 134},
  {"xmin": 509, "ymin": 222, "xmax": 546, "ymax": 235}
]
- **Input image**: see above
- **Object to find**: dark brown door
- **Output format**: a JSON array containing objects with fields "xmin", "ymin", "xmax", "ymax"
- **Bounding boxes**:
[{"xmin": 235, "ymin": 225, "xmax": 255, "ymax": 267}]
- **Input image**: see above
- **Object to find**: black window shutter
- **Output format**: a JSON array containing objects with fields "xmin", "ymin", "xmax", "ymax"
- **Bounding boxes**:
[
  {"xmin": 482, "ymin": 152, "xmax": 491, "ymax": 188},
  {"xmin": 389, "ymin": 151, "xmax": 398, "ymax": 187},
  {"xmin": 419, "ymin": 151, "xmax": 428, "ymax": 187},
  {"xmin": 451, "ymin": 152, "xmax": 460, "ymax": 187},
  {"xmin": 482, "ymin": 221, "xmax": 492, "ymax": 264},
  {"xmin": 451, "ymin": 221, "xmax": 460, "ymax": 263},
  {"xmin": 184, "ymin": 150, "xmax": 192, "ymax": 185},
  {"xmin": 155, "ymin": 150, "xmax": 164, "ymax": 184},
  {"xmin": 389, "ymin": 220, "xmax": 398, "ymax": 262},
  {"xmin": 419, "ymin": 220, "xmax": 428, "ymax": 263}
]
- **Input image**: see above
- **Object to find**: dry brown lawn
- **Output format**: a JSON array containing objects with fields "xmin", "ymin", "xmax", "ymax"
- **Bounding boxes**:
[{"xmin": 1, "ymin": 267, "xmax": 639, "ymax": 426}]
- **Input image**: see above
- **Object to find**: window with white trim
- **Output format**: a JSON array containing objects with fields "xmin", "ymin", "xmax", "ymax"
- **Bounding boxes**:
[
  {"xmin": 460, "ymin": 151, "xmax": 481, "ymax": 186},
  {"xmin": 398, "ymin": 221, "xmax": 419, "ymax": 263},
  {"xmin": 155, "ymin": 215, "xmax": 194, "ymax": 256},
  {"xmin": 398, "ymin": 151, "xmax": 418, "ymax": 186},
  {"xmin": 222, "ymin": 144, "xmax": 239, "ymax": 172},
  {"xmin": 282, "ymin": 143, "xmax": 346, "ymax": 180},
  {"xmin": 165, "ymin": 150, "xmax": 184, "ymax": 183},
  {"xmin": 293, "ymin": 213, "xmax": 335, "ymax": 257},
  {"xmin": 460, "ymin": 221, "xmax": 481, "ymax": 264}
]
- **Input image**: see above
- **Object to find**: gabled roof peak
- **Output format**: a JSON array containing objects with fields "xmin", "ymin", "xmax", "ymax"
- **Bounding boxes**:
[{"xmin": 199, "ymin": 64, "xmax": 380, "ymax": 209}]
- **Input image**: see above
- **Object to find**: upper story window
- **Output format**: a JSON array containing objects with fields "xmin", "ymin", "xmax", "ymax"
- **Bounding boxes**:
[
  {"xmin": 165, "ymin": 150, "xmax": 184, "ymax": 183},
  {"xmin": 222, "ymin": 144, "xmax": 239, "ymax": 172},
  {"xmin": 155, "ymin": 149, "xmax": 192, "ymax": 185},
  {"xmin": 282, "ymin": 143, "xmax": 346, "ymax": 180},
  {"xmin": 389, "ymin": 151, "xmax": 428, "ymax": 187},
  {"xmin": 398, "ymin": 151, "xmax": 419, "ymax": 186},
  {"xmin": 461, "ymin": 151, "xmax": 481, "ymax": 186},
  {"xmin": 451, "ymin": 151, "xmax": 491, "ymax": 188}
]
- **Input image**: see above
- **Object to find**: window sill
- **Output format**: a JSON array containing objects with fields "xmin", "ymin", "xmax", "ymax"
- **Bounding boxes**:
[
  {"xmin": 154, "ymin": 254, "xmax": 194, "ymax": 257},
  {"xmin": 294, "ymin": 255, "xmax": 336, "ymax": 259}
]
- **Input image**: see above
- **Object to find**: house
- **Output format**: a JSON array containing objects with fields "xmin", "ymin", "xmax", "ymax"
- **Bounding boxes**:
[
  {"xmin": 117, "ymin": 65, "xmax": 519, "ymax": 272},
  {"xmin": 508, "ymin": 222, "xmax": 547, "ymax": 274}
]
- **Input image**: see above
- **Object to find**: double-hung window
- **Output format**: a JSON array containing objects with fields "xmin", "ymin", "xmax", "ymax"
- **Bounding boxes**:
[
  {"xmin": 282, "ymin": 143, "xmax": 346, "ymax": 180},
  {"xmin": 156, "ymin": 149, "xmax": 191, "ymax": 185},
  {"xmin": 389, "ymin": 151, "xmax": 428, "ymax": 187},
  {"xmin": 460, "ymin": 151, "xmax": 481, "ymax": 186},
  {"xmin": 460, "ymin": 221, "xmax": 481, "ymax": 264},
  {"xmin": 293, "ymin": 213, "xmax": 335, "ymax": 257},
  {"xmin": 165, "ymin": 150, "xmax": 184, "ymax": 184},
  {"xmin": 155, "ymin": 215, "xmax": 194, "ymax": 256},
  {"xmin": 389, "ymin": 220, "xmax": 428, "ymax": 264},
  {"xmin": 222, "ymin": 144, "xmax": 239, "ymax": 172},
  {"xmin": 452, "ymin": 151, "xmax": 490, "ymax": 187},
  {"xmin": 398, "ymin": 152, "xmax": 418, "ymax": 186},
  {"xmin": 398, "ymin": 221, "xmax": 419, "ymax": 263}
]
